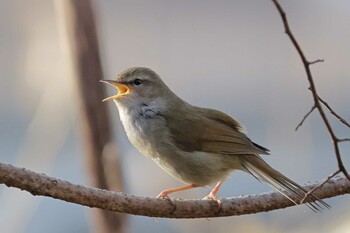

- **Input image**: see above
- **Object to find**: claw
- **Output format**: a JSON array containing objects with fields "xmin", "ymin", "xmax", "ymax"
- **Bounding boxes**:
[
  {"xmin": 203, "ymin": 194, "xmax": 220, "ymax": 202},
  {"xmin": 156, "ymin": 192, "xmax": 176, "ymax": 213},
  {"xmin": 156, "ymin": 190, "xmax": 170, "ymax": 199},
  {"xmin": 203, "ymin": 193, "xmax": 222, "ymax": 214}
]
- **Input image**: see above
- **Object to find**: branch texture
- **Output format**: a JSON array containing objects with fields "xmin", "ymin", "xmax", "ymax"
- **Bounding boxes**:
[{"xmin": 0, "ymin": 163, "xmax": 349, "ymax": 218}]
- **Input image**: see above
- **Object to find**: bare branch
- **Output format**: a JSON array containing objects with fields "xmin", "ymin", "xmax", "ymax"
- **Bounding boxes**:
[
  {"xmin": 0, "ymin": 163, "xmax": 349, "ymax": 218},
  {"xmin": 306, "ymin": 88, "xmax": 350, "ymax": 128},
  {"xmin": 339, "ymin": 138, "xmax": 350, "ymax": 142},
  {"xmin": 309, "ymin": 59, "xmax": 324, "ymax": 65},
  {"xmin": 295, "ymin": 105, "xmax": 316, "ymax": 131},
  {"xmin": 318, "ymin": 95, "xmax": 350, "ymax": 128},
  {"xmin": 271, "ymin": 0, "xmax": 350, "ymax": 181}
]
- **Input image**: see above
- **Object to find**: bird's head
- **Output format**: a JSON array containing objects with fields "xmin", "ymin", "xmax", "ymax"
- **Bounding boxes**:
[{"xmin": 101, "ymin": 67, "xmax": 173, "ymax": 106}]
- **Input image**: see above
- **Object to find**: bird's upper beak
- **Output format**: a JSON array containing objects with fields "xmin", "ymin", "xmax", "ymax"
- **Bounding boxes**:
[{"xmin": 100, "ymin": 80, "xmax": 130, "ymax": 102}]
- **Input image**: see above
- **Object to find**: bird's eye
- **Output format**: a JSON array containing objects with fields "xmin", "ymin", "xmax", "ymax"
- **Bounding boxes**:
[{"xmin": 133, "ymin": 79, "xmax": 143, "ymax": 86}]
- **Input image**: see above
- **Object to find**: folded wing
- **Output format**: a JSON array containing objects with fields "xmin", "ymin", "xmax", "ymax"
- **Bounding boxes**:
[{"xmin": 166, "ymin": 106, "xmax": 269, "ymax": 155}]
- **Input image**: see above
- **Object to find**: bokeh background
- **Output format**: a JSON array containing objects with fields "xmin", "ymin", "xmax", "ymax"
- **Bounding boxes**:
[{"xmin": 1, "ymin": 0, "xmax": 350, "ymax": 232}]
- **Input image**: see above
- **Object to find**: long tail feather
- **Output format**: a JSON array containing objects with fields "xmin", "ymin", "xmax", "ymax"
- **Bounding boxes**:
[{"xmin": 240, "ymin": 155, "xmax": 330, "ymax": 212}]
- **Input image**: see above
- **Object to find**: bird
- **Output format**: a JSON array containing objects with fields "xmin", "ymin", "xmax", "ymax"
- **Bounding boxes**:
[{"xmin": 101, "ymin": 67, "xmax": 329, "ymax": 211}]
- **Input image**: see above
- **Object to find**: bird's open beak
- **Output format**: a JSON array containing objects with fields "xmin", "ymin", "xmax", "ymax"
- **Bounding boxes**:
[{"xmin": 100, "ymin": 80, "xmax": 130, "ymax": 102}]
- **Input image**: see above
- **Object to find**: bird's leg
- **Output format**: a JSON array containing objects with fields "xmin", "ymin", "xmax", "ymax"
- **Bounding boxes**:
[
  {"xmin": 203, "ymin": 180, "xmax": 223, "ymax": 202},
  {"xmin": 203, "ymin": 181, "xmax": 223, "ymax": 214},
  {"xmin": 157, "ymin": 184, "xmax": 198, "ymax": 199}
]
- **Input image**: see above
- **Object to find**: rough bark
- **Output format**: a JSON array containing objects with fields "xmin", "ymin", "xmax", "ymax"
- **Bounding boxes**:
[{"xmin": 0, "ymin": 163, "xmax": 349, "ymax": 218}]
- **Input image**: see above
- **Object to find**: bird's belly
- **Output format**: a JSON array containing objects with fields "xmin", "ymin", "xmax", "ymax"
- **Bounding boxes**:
[
  {"xmin": 125, "ymin": 120, "xmax": 238, "ymax": 185},
  {"xmin": 154, "ymin": 151, "xmax": 242, "ymax": 186}
]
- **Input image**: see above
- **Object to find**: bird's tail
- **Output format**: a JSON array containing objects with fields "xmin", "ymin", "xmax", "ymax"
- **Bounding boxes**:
[{"xmin": 240, "ymin": 155, "xmax": 330, "ymax": 212}]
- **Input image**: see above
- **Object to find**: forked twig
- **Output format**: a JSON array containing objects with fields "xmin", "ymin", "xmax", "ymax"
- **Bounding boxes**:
[
  {"xmin": 271, "ymin": 0, "xmax": 350, "ymax": 201},
  {"xmin": 298, "ymin": 91, "xmax": 350, "ymax": 130},
  {"xmin": 318, "ymin": 95, "xmax": 350, "ymax": 128}
]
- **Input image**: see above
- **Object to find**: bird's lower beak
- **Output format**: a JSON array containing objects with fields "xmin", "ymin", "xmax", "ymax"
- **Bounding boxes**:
[{"xmin": 100, "ymin": 80, "xmax": 130, "ymax": 102}]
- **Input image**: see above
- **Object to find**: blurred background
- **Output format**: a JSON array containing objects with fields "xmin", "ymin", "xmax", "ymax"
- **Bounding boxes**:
[{"xmin": 0, "ymin": 0, "xmax": 350, "ymax": 232}]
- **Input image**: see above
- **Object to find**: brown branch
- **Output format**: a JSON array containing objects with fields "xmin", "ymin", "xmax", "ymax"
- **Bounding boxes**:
[
  {"xmin": 309, "ymin": 59, "xmax": 324, "ymax": 65},
  {"xmin": 318, "ymin": 95, "xmax": 350, "ymax": 128},
  {"xmin": 295, "ymin": 105, "xmax": 316, "ymax": 131},
  {"xmin": 58, "ymin": 0, "xmax": 126, "ymax": 232},
  {"xmin": 0, "ymin": 163, "xmax": 349, "ymax": 218},
  {"xmin": 271, "ymin": 0, "xmax": 350, "ymax": 186}
]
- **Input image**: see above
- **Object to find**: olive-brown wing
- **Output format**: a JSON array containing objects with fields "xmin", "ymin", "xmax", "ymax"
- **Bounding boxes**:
[{"xmin": 166, "ymin": 107, "xmax": 269, "ymax": 155}]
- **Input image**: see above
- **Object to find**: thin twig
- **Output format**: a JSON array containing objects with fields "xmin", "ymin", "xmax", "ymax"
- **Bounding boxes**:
[
  {"xmin": 318, "ymin": 95, "xmax": 350, "ymax": 128},
  {"xmin": 307, "ymin": 87, "xmax": 350, "ymax": 128},
  {"xmin": 300, "ymin": 169, "xmax": 341, "ymax": 204},
  {"xmin": 295, "ymin": 105, "xmax": 316, "ymax": 131},
  {"xmin": 309, "ymin": 59, "xmax": 324, "ymax": 65},
  {"xmin": 339, "ymin": 138, "xmax": 350, "ymax": 142},
  {"xmin": 294, "ymin": 93, "xmax": 349, "ymax": 135},
  {"xmin": 271, "ymin": 0, "xmax": 350, "ymax": 182}
]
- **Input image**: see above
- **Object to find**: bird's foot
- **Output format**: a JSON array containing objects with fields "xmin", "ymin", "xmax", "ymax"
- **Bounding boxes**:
[
  {"xmin": 156, "ymin": 190, "xmax": 170, "ymax": 199},
  {"xmin": 203, "ymin": 194, "xmax": 222, "ymax": 214},
  {"xmin": 203, "ymin": 194, "xmax": 221, "ymax": 203},
  {"xmin": 156, "ymin": 191, "xmax": 177, "ymax": 213}
]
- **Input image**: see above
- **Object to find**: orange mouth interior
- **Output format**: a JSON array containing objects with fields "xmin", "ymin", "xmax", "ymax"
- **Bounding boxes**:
[{"xmin": 100, "ymin": 80, "xmax": 130, "ymax": 102}]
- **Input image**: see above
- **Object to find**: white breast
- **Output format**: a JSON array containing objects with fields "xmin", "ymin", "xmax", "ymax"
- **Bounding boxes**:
[{"xmin": 115, "ymin": 99, "xmax": 168, "ymax": 159}]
